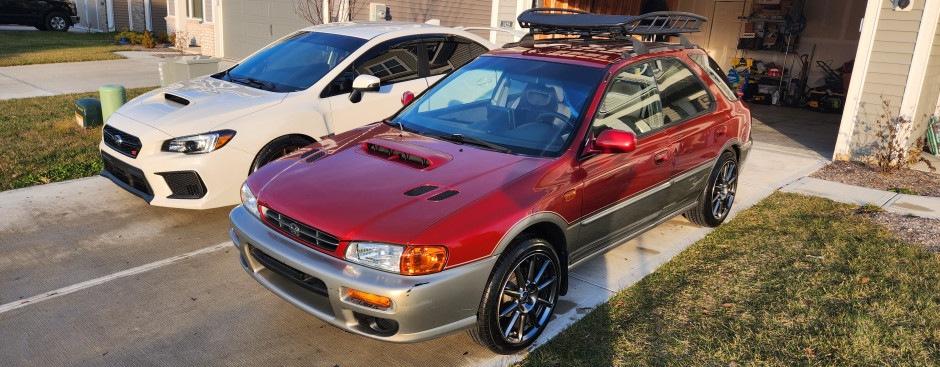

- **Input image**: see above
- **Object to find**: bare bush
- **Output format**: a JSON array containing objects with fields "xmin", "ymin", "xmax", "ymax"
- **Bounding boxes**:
[
  {"xmin": 292, "ymin": 0, "xmax": 369, "ymax": 25},
  {"xmin": 867, "ymin": 97, "xmax": 935, "ymax": 174}
]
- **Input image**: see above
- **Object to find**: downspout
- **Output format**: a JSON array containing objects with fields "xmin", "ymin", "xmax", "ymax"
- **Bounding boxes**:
[
  {"xmin": 144, "ymin": 0, "xmax": 152, "ymax": 31},
  {"xmin": 106, "ymin": 0, "xmax": 115, "ymax": 31}
]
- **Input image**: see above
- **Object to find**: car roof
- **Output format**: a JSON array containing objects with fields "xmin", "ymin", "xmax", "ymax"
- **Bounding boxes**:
[
  {"xmin": 302, "ymin": 21, "xmax": 475, "ymax": 40},
  {"xmin": 486, "ymin": 39, "xmax": 688, "ymax": 69}
]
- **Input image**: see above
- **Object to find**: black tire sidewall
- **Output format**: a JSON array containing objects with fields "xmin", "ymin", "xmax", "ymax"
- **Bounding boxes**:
[
  {"xmin": 249, "ymin": 136, "xmax": 313, "ymax": 174},
  {"xmin": 474, "ymin": 237, "xmax": 560, "ymax": 354},
  {"xmin": 46, "ymin": 12, "xmax": 69, "ymax": 31}
]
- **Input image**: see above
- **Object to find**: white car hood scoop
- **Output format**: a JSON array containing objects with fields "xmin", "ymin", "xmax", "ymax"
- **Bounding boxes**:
[{"xmin": 115, "ymin": 76, "xmax": 287, "ymax": 137}]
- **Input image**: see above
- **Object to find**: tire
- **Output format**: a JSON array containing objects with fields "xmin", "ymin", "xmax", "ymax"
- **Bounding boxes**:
[
  {"xmin": 45, "ymin": 12, "xmax": 70, "ymax": 32},
  {"xmin": 684, "ymin": 150, "xmax": 738, "ymax": 227},
  {"xmin": 248, "ymin": 135, "xmax": 314, "ymax": 174},
  {"xmin": 468, "ymin": 236, "xmax": 561, "ymax": 354}
]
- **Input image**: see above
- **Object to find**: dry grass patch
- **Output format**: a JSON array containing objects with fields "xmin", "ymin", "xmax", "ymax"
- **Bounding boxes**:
[
  {"xmin": 0, "ymin": 31, "xmax": 132, "ymax": 66},
  {"xmin": 521, "ymin": 193, "xmax": 940, "ymax": 366}
]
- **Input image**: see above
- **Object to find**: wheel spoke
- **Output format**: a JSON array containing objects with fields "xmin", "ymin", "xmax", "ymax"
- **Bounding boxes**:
[
  {"xmin": 503, "ymin": 289, "xmax": 521, "ymax": 299},
  {"xmin": 533, "ymin": 260, "xmax": 549, "ymax": 284},
  {"xmin": 500, "ymin": 301, "xmax": 519, "ymax": 317},
  {"xmin": 536, "ymin": 297, "xmax": 553, "ymax": 306},
  {"xmin": 517, "ymin": 312, "xmax": 527, "ymax": 341},
  {"xmin": 537, "ymin": 275, "xmax": 556, "ymax": 291},
  {"xmin": 526, "ymin": 258, "xmax": 536, "ymax": 284},
  {"xmin": 713, "ymin": 200, "xmax": 722, "ymax": 216},
  {"xmin": 503, "ymin": 311, "xmax": 519, "ymax": 338}
]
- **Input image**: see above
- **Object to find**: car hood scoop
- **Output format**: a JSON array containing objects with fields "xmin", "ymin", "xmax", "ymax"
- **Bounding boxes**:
[
  {"xmin": 255, "ymin": 126, "xmax": 548, "ymax": 245},
  {"xmin": 113, "ymin": 76, "xmax": 286, "ymax": 137}
]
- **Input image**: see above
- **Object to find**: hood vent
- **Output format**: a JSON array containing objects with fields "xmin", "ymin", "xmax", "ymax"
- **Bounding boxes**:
[
  {"xmin": 366, "ymin": 143, "xmax": 431, "ymax": 169},
  {"xmin": 301, "ymin": 149, "xmax": 327, "ymax": 163},
  {"xmin": 164, "ymin": 93, "xmax": 190, "ymax": 106},
  {"xmin": 427, "ymin": 190, "xmax": 460, "ymax": 202},
  {"xmin": 403, "ymin": 185, "xmax": 439, "ymax": 197}
]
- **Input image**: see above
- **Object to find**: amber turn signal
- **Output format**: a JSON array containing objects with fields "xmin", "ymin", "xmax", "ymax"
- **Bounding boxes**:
[
  {"xmin": 345, "ymin": 288, "xmax": 392, "ymax": 309},
  {"xmin": 400, "ymin": 245, "xmax": 448, "ymax": 275}
]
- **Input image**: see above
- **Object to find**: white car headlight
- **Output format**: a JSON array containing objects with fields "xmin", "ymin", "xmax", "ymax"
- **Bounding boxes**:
[
  {"xmin": 240, "ymin": 182, "xmax": 260, "ymax": 218},
  {"xmin": 345, "ymin": 242, "xmax": 448, "ymax": 275},
  {"xmin": 162, "ymin": 130, "xmax": 236, "ymax": 154},
  {"xmin": 345, "ymin": 242, "xmax": 405, "ymax": 273}
]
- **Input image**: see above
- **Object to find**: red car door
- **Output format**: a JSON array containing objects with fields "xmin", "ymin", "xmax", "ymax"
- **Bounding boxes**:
[{"xmin": 575, "ymin": 62, "xmax": 675, "ymax": 258}]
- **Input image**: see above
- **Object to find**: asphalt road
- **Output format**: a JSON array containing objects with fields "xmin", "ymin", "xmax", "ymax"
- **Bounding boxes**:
[{"xmin": 0, "ymin": 177, "xmax": 501, "ymax": 366}]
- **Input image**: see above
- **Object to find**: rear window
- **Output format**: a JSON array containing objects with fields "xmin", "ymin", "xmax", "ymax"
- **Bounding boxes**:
[{"xmin": 689, "ymin": 53, "xmax": 738, "ymax": 101}]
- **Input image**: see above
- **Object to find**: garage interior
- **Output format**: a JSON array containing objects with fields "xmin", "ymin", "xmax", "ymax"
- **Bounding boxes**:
[{"xmin": 544, "ymin": 0, "xmax": 866, "ymax": 159}]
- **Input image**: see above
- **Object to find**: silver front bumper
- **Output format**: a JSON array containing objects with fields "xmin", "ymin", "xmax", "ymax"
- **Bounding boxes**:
[{"xmin": 229, "ymin": 205, "xmax": 496, "ymax": 343}]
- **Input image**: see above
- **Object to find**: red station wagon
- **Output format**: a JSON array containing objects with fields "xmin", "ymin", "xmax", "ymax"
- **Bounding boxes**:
[{"xmin": 230, "ymin": 9, "xmax": 752, "ymax": 354}]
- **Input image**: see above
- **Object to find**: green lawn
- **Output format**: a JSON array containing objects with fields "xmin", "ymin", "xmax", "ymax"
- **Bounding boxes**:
[
  {"xmin": 0, "ymin": 88, "xmax": 157, "ymax": 191},
  {"xmin": 522, "ymin": 193, "xmax": 940, "ymax": 366},
  {"xmin": 0, "ymin": 31, "xmax": 132, "ymax": 67}
]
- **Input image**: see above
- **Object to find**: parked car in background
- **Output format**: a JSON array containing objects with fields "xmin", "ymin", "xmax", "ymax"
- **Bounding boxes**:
[
  {"xmin": 99, "ymin": 22, "xmax": 494, "ymax": 209},
  {"xmin": 230, "ymin": 9, "xmax": 751, "ymax": 354},
  {"xmin": 0, "ymin": 0, "xmax": 78, "ymax": 31}
]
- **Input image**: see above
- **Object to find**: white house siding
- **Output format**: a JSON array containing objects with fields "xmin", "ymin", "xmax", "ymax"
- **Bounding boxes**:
[
  {"xmin": 493, "ymin": 0, "xmax": 519, "ymax": 46},
  {"xmin": 847, "ymin": 0, "xmax": 923, "ymax": 156},
  {"xmin": 351, "ymin": 0, "xmax": 491, "ymax": 40},
  {"xmin": 219, "ymin": 0, "xmax": 309, "ymax": 60},
  {"xmin": 912, "ymin": 14, "xmax": 940, "ymax": 138}
]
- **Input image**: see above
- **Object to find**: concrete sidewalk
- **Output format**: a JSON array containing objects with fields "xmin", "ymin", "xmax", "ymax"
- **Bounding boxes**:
[
  {"xmin": 0, "ymin": 51, "xmax": 236, "ymax": 100},
  {"xmin": 782, "ymin": 176, "xmax": 940, "ymax": 219}
]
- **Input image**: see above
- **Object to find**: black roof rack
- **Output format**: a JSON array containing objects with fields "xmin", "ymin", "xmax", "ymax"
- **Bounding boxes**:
[{"xmin": 517, "ymin": 8, "xmax": 706, "ymax": 38}]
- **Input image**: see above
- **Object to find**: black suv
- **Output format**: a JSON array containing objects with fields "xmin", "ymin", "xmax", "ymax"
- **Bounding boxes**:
[{"xmin": 0, "ymin": 0, "xmax": 79, "ymax": 31}]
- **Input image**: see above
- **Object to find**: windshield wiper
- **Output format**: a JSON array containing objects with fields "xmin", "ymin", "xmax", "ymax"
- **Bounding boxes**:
[
  {"xmin": 230, "ymin": 76, "xmax": 276, "ymax": 91},
  {"xmin": 424, "ymin": 133, "xmax": 512, "ymax": 154},
  {"xmin": 383, "ymin": 119, "xmax": 419, "ymax": 133}
]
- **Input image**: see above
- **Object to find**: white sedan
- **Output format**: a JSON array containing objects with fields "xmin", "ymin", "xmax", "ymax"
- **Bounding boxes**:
[{"xmin": 99, "ymin": 21, "xmax": 494, "ymax": 209}]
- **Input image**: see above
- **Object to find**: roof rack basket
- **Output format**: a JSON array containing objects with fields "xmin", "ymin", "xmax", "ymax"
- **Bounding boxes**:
[{"xmin": 517, "ymin": 8, "xmax": 707, "ymax": 39}]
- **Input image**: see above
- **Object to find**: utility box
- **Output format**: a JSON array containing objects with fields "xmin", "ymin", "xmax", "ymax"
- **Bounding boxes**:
[
  {"xmin": 370, "ymin": 3, "xmax": 386, "ymax": 21},
  {"xmin": 75, "ymin": 98, "xmax": 103, "ymax": 128},
  {"xmin": 158, "ymin": 56, "xmax": 221, "ymax": 86},
  {"xmin": 99, "ymin": 84, "xmax": 127, "ymax": 123}
]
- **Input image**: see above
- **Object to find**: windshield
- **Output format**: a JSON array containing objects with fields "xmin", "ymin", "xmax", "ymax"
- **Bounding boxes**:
[
  {"xmin": 392, "ymin": 56, "xmax": 603, "ymax": 157},
  {"xmin": 214, "ymin": 31, "xmax": 366, "ymax": 93}
]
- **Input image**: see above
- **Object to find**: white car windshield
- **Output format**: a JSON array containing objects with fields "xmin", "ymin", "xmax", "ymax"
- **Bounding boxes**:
[
  {"xmin": 215, "ymin": 31, "xmax": 366, "ymax": 93},
  {"xmin": 392, "ymin": 56, "xmax": 603, "ymax": 157}
]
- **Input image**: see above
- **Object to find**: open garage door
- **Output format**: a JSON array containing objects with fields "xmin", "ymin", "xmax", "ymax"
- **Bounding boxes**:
[{"xmin": 220, "ymin": 0, "xmax": 311, "ymax": 60}]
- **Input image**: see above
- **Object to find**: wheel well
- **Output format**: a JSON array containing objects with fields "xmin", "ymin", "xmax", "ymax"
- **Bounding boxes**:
[
  {"xmin": 248, "ymin": 134, "xmax": 317, "ymax": 175},
  {"xmin": 728, "ymin": 144, "xmax": 740, "ymax": 161},
  {"xmin": 519, "ymin": 221, "xmax": 569, "ymax": 295}
]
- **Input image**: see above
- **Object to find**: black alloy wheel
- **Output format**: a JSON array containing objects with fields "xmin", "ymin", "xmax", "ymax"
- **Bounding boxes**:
[
  {"xmin": 684, "ymin": 150, "xmax": 738, "ymax": 227},
  {"xmin": 469, "ymin": 237, "xmax": 560, "ymax": 354}
]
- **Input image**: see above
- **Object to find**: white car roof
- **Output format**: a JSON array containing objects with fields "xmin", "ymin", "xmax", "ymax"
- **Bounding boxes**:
[{"xmin": 298, "ymin": 21, "xmax": 475, "ymax": 40}]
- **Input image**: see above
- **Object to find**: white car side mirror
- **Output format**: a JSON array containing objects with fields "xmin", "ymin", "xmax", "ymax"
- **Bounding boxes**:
[{"xmin": 352, "ymin": 75, "xmax": 381, "ymax": 92}]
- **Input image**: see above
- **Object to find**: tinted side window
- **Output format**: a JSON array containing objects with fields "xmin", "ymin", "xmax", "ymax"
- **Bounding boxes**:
[
  {"xmin": 321, "ymin": 36, "xmax": 424, "ymax": 98},
  {"xmin": 649, "ymin": 58, "xmax": 714, "ymax": 124},
  {"xmin": 423, "ymin": 35, "xmax": 489, "ymax": 76},
  {"xmin": 689, "ymin": 53, "xmax": 738, "ymax": 101},
  {"xmin": 592, "ymin": 63, "xmax": 664, "ymax": 137}
]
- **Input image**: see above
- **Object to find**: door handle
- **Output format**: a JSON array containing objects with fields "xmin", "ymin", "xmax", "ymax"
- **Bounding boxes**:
[{"xmin": 654, "ymin": 150, "xmax": 669, "ymax": 165}]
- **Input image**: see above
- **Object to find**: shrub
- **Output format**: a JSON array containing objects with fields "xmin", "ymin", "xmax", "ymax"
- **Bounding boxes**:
[
  {"xmin": 867, "ymin": 97, "xmax": 936, "ymax": 174},
  {"xmin": 140, "ymin": 31, "xmax": 157, "ymax": 48},
  {"xmin": 156, "ymin": 31, "xmax": 170, "ymax": 44},
  {"xmin": 114, "ymin": 28, "xmax": 137, "ymax": 43}
]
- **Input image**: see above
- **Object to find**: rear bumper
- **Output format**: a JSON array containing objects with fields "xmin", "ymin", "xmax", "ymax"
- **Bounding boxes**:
[
  {"xmin": 740, "ymin": 135, "xmax": 753, "ymax": 167},
  {"xmin": 229, "ymin": 205, "xmax": 495, "ymax": 343},
  {"xmin": 70, "ymin": 16, "xmax": 79, "ymax": 24}
]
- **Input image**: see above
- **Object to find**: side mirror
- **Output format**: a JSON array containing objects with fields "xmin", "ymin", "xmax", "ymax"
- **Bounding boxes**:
[
  {"xmin": 591, "ymin": 129, "xmax": 636, "ymax": 154},
  {"xmin": 352, "ymin": 74, "xmax": 380, "ymax": 92},
  {"xmin": 401, "ymin": 91, "xmax": 415, "ymax": 106},
  {"xmin": 348, "ymin": 75, "xmax": 381, "ymax": 103}
]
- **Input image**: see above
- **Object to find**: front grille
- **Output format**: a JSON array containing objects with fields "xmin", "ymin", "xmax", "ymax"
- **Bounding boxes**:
[
  {"xmin": 101, "ymin": 151, "xmax": 153, "ymax": 196},
  {"xmin": 157, "ymin": 171, "xmax": 206, "ymax": 199},
  {"xmin": 102, "ymin": 125, "xmax": 143, "ymax": 158},
  {"xmin": 249, "ymin": 246, "xmax": 328, "ymax": 296},
  {"xmin": 263, "ymin": 208, "xmax": 340, "ymax": 252}
]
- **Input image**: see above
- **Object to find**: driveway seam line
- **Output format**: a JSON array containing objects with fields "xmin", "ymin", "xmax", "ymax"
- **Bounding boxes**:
[
  {"xmin": 0, "ymin": 241, "xmax": 233, "ymax": 315},
  {"xmin": 0, "ymin": 70, "xmax": 59, "ymax": 95}
]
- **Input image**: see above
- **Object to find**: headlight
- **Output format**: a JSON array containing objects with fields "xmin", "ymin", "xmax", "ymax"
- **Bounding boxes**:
[
  {"xmin": 162, "ymin": 130, "xmax": 236, "ymax": 154},
  {"xmin": 345, "ymin": 242, "xmax": 447, "ymax": 275},
  {"xmin": 240, "ymin": 182, "xmax": 260, "ymax": 218}
]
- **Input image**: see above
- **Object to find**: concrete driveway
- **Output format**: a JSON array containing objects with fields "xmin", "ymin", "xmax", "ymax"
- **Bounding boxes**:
[{"xmin": 0, "ymin": 107, "xmax": 837, "ymax": 365}]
